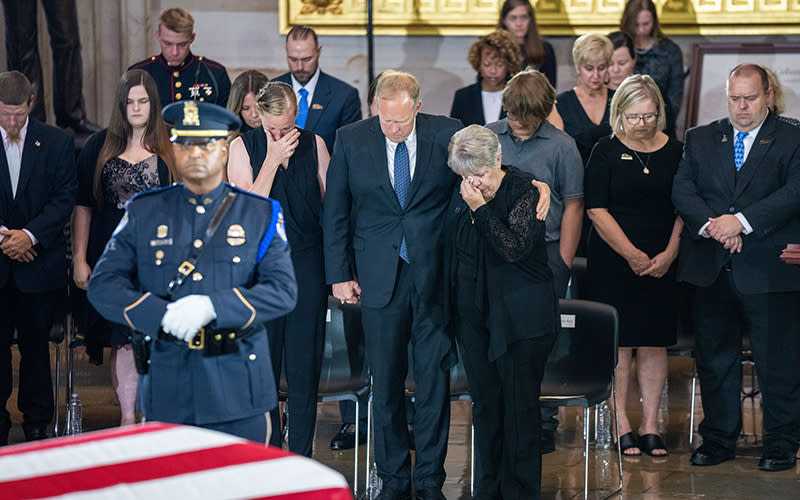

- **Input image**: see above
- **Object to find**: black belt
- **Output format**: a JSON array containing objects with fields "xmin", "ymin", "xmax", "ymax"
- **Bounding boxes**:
[{"xmin": 157, "ymin": 326, "xmax": 253, "ymax": 356}]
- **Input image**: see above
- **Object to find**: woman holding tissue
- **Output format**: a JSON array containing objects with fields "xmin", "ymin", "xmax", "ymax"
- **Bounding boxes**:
[{"xmin": 444, "ymin": 124, "xmax": 556, "ymax": 498}]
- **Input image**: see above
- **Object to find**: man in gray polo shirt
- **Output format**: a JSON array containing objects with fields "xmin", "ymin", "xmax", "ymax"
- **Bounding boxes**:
[{"xmin": 487, "ymin": 68, "xmax": 583, "ymax": 453}]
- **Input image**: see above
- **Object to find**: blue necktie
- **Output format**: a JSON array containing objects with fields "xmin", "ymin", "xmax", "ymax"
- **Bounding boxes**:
[
  {"xmin": 394, "ymin": 141, "xmax": 410, "ymax": 263},
  {"xmin": 295, "ymin": 88, "xmax": 309, "ymax": 128},
  {"xmin": 734, "ymin": 131, "xmax": 748, "ymax": 171}
]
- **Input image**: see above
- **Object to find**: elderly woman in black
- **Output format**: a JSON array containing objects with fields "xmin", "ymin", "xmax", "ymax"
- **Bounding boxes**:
[{"xmin": 445, "ymin": 125, "xmax": 556, "ymax": 499}]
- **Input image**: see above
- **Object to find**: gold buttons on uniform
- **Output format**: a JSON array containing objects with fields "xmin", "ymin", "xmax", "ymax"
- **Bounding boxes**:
[
  {"xmin": 203, "ymin": 198, "xmax": 213, "ymax": 205},
  {"xmin": 214, "ymin": 333, "xmax": 222, "ymax": 341},
  {"xmin": 155, "ymin": 250, "xmax": 164, "ymax": 259},
  {"xmin": 175, "ymin": 93, "xmax": 182, "ymax": 99},
  {"xmin": 199, "ymin": 98, "xmax": 204, "ymax": 102},
  {"xmin": 193, "ymin": 239, "xmax": 203, "ymax": 248},
  {"xmin": 228, "ymin": 332, "xmax": 236, "ymax": 339},
  {"xmin": 196, "ymin": 206, "xmax": 206, "ymax": 214},
  {"xmin": 173, "ymin": 71, "xmax": 179, "ymax": 77},
  {"xmin": 232, "ymin": 256, "xmax": 241, "ymax": 263},
  {"xmin": 175, "ymin": 81, "xmax": 182, "ymax": 88},
  {"xmin": 155, "ymin": 259, "xmax": 162, "ymax": 266},
  {"xmin": 249, "ymin": 354, "xmax": 256, "ymax": 361},
  {"xmin": 192, "ymin": 272, "xmax": 203, "ymax": 281}
]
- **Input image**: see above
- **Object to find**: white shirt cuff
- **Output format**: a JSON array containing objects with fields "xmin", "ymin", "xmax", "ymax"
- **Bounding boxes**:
[
  {"xmin": 735, "ymin": 213, "xmax": 752, "ymax": 235},
  {"xmin": 22, "ymin": 229, "xmax": 37, "ymax": 246},
  {"xmin": 698, "ymin": 221, "xmax": 711, "ymax": 238}
]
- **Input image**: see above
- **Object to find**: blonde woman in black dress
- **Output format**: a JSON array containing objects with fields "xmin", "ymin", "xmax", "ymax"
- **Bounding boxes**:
[{"xmin": 584, "ymin": 75, "xmax": 683, "ymax": 456}]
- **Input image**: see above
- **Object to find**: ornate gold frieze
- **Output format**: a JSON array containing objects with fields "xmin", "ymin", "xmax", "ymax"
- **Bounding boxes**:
[{"xmin": 279, "ymin": 0, "xmax": 800, "ymax": 35}]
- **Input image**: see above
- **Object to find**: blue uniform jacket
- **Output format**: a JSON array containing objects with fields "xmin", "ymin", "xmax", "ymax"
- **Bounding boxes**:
[{"xmin": 88, "ymin": 182, "xmax": 297, "ymax": 425}]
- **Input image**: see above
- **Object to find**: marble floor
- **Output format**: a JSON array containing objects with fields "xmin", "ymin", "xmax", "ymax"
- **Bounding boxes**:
[{"xmin": 4, "ymin": 350, "xmax": 798, "ymax": 499}]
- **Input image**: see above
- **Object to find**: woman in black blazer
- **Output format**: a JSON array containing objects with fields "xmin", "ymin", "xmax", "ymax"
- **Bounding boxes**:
[
  {"xmin": 450, "ymin": 30, "xmax": 522, "ymax": 127},
  {"xmin": 444, "ymin": 124, "xmax": 556, "ymax": 498}
]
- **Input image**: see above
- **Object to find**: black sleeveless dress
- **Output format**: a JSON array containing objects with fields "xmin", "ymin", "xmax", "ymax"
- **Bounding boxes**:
[{"xmin": 239, "ymin": 126, "xmax": 327, "ymax": 456}]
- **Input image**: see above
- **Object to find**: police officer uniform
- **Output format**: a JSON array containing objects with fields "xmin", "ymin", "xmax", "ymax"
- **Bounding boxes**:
[
  {"xmin": 129, "ymin": 52, "xmax": 232, "ymax": 107},
  {"xmin": 88, "ymin": 102, "xmax": 297, "ymax": 442}
]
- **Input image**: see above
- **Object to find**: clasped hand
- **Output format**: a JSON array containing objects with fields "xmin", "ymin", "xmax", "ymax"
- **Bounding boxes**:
[
  {"xmin": 0, "ymin": 229, "xmax": 37, "ymax": 263},
  {"xmin": 706, "ymin": 214, "xmax": 744, "ymax": 254},
  {"xmin": 161, "ymin": 295, "xmax": 217, "ymax": 343}
]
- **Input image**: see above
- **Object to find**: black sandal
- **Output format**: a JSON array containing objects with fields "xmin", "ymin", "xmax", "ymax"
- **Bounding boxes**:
[
  {"xmin": 640, "ymin": 433, "xmax": 668, "ymax": 456},
  {"xmin": 616, "ymin": 432, "xmax": 641, "ymax": 456}
]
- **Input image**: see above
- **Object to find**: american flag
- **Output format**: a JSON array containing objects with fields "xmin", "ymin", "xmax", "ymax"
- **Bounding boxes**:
[{"xmin": 0, "ymin": 422, "xmax": 352, "ymax": 500}]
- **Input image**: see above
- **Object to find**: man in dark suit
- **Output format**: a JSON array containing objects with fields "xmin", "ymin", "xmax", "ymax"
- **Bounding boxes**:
[
  {"xmin": 0, "ymin": 71, "xmax": 77, "ymax": 444},
  {"xmin": 672, "ymin": 64, "xmax": 800, "ymax": 472},
  {"xmin": 323, "ymin": 71, "xmax": 461, "ymax": 500},
  {"xmin": 274, "ymin": 25, "xmax": 362, "ymax": 154}
]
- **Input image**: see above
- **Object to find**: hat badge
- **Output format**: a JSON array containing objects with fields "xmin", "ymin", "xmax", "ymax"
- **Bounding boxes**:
[{"xmin": 182, "ymin": 101, "xmax": 200, "ymax": 127}]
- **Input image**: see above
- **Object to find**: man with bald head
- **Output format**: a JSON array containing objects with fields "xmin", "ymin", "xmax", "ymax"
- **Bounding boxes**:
[{"xmin": 673, "ymin": 63, "xmax": 800, "ymax": 472}]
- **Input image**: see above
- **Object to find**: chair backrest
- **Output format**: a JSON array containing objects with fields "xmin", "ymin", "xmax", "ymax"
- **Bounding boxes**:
[
  {"xmin": 540, "ymin": 298, "xmax": 618, "ymax": 407},
  {"xmin": 279, "ymin": 297, "xmax": 370, "ymax": 396},
  {"xmin": 566, "ymin": 256, "xmax": 588, "ymax": 299},
  {"xmin": 317, "ymin": 297, "xmax": 370, "ymax": 396}
]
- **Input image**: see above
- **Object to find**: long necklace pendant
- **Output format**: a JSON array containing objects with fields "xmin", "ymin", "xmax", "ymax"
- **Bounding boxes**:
[{"xmin": 643, "ymin": 167, "xmax": 650, "ymax": 174}]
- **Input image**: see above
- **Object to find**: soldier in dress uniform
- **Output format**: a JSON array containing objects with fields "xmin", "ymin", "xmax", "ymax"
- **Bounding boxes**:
[
  {"xmin": 87, "ymin": 101, "xmax": 297, "ymax": 443},
  {"xmin": 128, "ymin": 8, "xmax": 232, "ymax": 108}
]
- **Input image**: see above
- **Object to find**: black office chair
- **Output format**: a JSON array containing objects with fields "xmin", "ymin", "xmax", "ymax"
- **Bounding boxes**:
[
  {"xmin": 540, "ymin": 298, "xmax": 622, "ymax": 500},
  {"xmin": 279, "ymin": 297, "xmax": 370, "ymax": 497}
]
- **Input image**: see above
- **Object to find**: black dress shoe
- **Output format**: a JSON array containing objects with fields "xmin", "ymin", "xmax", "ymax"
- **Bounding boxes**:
[
  {"xmin": 759, "ymin": 448, "xmax": 797, "ymax": 472},
  {"xmin": 690, "ymin": 443, "xmax": 735, "ymax": 466},
  {"xmin": 415, "ymin": 487, "xmax": 445, "ymax": 500},
  {"xmin": 329, "ymin": 423, "xmax": 366, "ymax": 450},
  {"xmin": 23, "ymin": 424, "xmax": 48, "ymax": 442},
  {"xmin": 375, "ymin": 485, "xmax": 411, "ymax": 500}
]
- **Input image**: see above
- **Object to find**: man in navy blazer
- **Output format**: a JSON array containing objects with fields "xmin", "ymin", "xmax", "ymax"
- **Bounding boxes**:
[
  {"xmin": 672, "ymin": 64, "xmax": 800, "ymax": 472},
  {"xmin": 0, "ymin": 71, "xmax": 76, "ymax": 444},
  {"xmin": 274, "ymin": 25, "xmax": 362, "ymax": 154},
  {"xmin": 324, "ymin": 71, "xmax": 460, "ymax": 500}
]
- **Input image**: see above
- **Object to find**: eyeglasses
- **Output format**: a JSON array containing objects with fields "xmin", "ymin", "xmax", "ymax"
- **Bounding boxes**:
[{"xmin": 623, "ymin": 113, "xmax": 658, "ymax": 125}]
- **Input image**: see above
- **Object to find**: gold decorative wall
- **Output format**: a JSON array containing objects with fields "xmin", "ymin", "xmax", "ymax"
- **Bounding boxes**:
[{"xmin": 279, "ymin": 0, "xmax": 800, "ymax": 35}]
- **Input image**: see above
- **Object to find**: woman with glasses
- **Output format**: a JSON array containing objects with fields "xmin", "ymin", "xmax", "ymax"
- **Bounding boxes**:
[{"xmin": 584, "ymin": 75, "xmax": 683, "ymax": 457}]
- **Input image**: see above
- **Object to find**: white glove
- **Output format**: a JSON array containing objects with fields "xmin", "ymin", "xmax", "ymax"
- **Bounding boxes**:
[{"xmin": 160, "ymin": 295, "xmax": 217, "ymax": 343}]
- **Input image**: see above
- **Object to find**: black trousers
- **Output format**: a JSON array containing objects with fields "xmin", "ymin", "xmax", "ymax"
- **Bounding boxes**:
[
  {"xmin": 2, "ymin": 0, "xmax": 86, "ymax": 125},
  {"xmin": 266, "ymin": 247, "xmax": 327, "ymax": 457},
  {"xmin": 0, "ymin": 282, "xmax": 59, "ymax": 426},
  {"xmin": 694, "ymin": 269, "xmax": 800, "ymax": 453},
  {"xmin": 456, "ymin": 281, "xmax": 554, "ymax": 500},
  {"xmin": 362, "ymin": 259, "xmax": 451, "ymax": 491}
]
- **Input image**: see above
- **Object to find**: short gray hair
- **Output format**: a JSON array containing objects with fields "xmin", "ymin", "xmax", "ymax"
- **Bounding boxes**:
[{"xmin": 447, "ymin": 125, "xmax": 502, "ymax": 177}]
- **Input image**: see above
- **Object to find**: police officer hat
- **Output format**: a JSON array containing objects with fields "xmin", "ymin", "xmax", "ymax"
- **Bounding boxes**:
[{"xmin": 163, "ymin": 101, "xmax": 241, "ymax": 145}]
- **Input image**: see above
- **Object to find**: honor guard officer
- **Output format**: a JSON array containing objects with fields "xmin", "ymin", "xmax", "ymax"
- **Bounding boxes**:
[
  {"xmin": 88, "ymin": 101, "xmax": 297, "ymax": 443},
  {"xmin": 129, "ymin": 7, "xmax": 232, "ymax": 108}
]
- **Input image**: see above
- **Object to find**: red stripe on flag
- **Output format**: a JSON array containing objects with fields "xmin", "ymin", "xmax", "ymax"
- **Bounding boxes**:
[
  {"xmin": 249, "ymin": 487, "xmax": 353, "ymax": 500},
  {"xmin": 0, "ymin": 423, "xmax": 178, "ymax": 458},
  {"xmin": 0, "ymin": 443, "xmax": 277, "ymax": 499}
]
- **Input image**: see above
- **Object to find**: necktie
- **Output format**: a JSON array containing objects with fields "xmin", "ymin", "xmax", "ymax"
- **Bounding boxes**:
[
  {"xmin": 6, "ymin": 140, "xmax": 21, "ymax": 198},
  {"xmin": 295, "ymin": 88, "xmax": 309, "ymax": 128},
  {"xmin": 734, "ymin": 131, "xmax": 748, "ymax": 171},
  {"xmin": 394, "ymin": 141, "xmax": 410, "ymax": 263}
]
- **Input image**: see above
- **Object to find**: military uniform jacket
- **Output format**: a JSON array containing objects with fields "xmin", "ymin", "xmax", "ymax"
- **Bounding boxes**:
[
  {"xmin": 129, "ymin": 52, "xmax": 232, "ymax": 107},
  {"xmin": 88, "ymin": 182, "xmax": 297, "ymax": 425}
]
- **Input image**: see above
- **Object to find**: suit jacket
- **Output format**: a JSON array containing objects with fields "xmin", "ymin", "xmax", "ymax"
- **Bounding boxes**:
[
  {"xmin": 323, "ymin": 113, "xmax": 463, "ymax": 308},
  {"xmin": 672, "ymin": 112, "xmax": 800, "ymax": 294},
  {"xmin": 274, "ymin": 71, "xmax": 362, "ymax": 154},
  {"xmin": 0, "ymin": 120, "xmax": 76, "ymax": 293},
  {"xmin": 449, "ymin": 82, "xmax": 505, "ymax": 127}
]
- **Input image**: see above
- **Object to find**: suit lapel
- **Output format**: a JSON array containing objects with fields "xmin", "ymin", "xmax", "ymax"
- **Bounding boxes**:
[
  {"xmin": 15, "ymin": 120, "xmax": 41, "ymax": 198},
  {"xmin": 368, "ymin": 118, "xmax": 397, "ymax": 207},
  {"xmin": 305, "ymin": 73, "xmax": 330, "ymax": 132},
  {"xmin": 407, "ymin": 114, "xmax": 433, "ymax": 205},
  {"xmin": 0, "ymin": 137, "xmax": 12, "ymax": 211},
  {"xmin": 734, "ymin": 114, "xmax": 776, "ymax": 199},
  {"xmin": 714, "ymin": 120, "xmax": 736, "ymax": 194}
]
